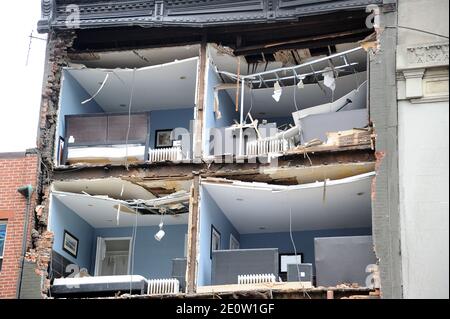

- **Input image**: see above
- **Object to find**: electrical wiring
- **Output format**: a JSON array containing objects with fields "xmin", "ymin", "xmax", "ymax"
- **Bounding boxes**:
[{"xmin": 125, "ymin": 68, "xmax": 137, "ymax": 170}]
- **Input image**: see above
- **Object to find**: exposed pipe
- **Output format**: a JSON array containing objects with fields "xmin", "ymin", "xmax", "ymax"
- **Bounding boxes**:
[{"xmin": 16, "ymin": 185, "xmax": 34, "ymax": 299}]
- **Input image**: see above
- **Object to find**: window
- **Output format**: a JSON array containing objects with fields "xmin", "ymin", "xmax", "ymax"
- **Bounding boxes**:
[
  {"xmin": 210, "ymin": 225, "xmax": 221, "ymax": 259},
  {"xmin": 0, "ymin": 221, "xmax": 7, "ymax": 271}
]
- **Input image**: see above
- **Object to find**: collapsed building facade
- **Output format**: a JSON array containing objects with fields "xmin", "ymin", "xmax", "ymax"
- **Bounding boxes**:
[{"xmin": 20, "ymin": 0, "xmax": 447, "ymax": 299}]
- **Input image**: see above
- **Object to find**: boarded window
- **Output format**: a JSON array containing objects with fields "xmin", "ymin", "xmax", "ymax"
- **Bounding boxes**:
[{"xmin": 66, "ymin": 113, "xmax": 149, "ymax": 145}]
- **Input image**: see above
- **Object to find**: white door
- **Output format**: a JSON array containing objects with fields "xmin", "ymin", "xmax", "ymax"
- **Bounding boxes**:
[{"xmin": 95, "ymin": 237, "xmax": 132, "ymax": 276}]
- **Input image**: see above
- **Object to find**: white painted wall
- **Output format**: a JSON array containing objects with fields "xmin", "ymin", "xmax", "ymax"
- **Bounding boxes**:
[
  {"xmin": 398, "ymin": 100, "xmax": 449, "ymax": 299},
  {"xmin": 397, "ymin": 0, "xmax": 449, "ymax": 299}
]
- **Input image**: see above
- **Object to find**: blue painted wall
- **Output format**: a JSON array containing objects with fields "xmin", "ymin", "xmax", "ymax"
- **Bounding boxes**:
[
  {"xmin": 92, "ymin": 225, "xmax": 188, "ymax": 279},
  {"xmin": 49, "ymin": 197, "xmax": 95, "ymax": 272},
  {"xmin": 149, "ymin": 108, "xmax": 193, "ymax": 149},
  {"xmin": 50, "ymin": 196, "xmax": 187, "ymax": 278},
  {"xmin": 204, "ymin": 63, "xmax": 239, "ymax": 155},
  {"xmin": 240, "ymin": 228, "xmax": 372, "ymax": 271},
  {"xmin": 198, "ymin": 187, "xmax": 240, "ymax": 286},
  {"xmin": 58, "ymin": 70, "xmax": 104, "ymax": 139}
]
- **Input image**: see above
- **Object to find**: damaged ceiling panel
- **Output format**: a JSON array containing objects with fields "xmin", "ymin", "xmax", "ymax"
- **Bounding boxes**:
[
  {"xmin": 51, "ymin": 191, "xmax": 189, "ymax": 228},
  {"xmin": 53, "ymin": 178, "xmax": 156, "ymax": 200},
  {"xmin": 53, "ymin": 177, "xmax": 193, "ymax": 200},
  {"xmin": 259, "ymin": 162, "xmax": 376, "ymax": 185},
  {"xmin": 202, "ymin": 172, "xmax": 375, "ymax": 234},
  {"xmin": 68, "ymin": 45, "xmax": 200, "ymax": 69},
  {"xmin": 210, "ymin": 42, "xmax": 366, "ymax": 76},
  {"xmin": 224, "ymin": 71, "xmax": 367, "ymax": 117},
  {"xmin": 67, "ymin": 57, "xmax": 198, "ymax": 113}
]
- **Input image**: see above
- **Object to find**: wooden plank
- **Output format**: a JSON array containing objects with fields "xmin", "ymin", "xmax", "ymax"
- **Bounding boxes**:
[
  {"xmin": 196, "ymin": 282, "xmax": 313, "ymax": 294},
  {"xmin": 193, "ymin": 40, "xmax": 207, "ymax": 161},
  {"xmin": 185, "ymin": 173, "xmax": 200, "ymax": 293}
]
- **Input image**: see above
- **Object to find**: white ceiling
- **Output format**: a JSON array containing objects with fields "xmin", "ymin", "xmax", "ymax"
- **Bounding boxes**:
[
  {"xmin": 52, "ymin": 192, "xmax": 188, "ymax": 228},
  {"xmin": 225, "ymin": 71, "xmax": 367, "ymax": 118},
  {"xmin": 202, "ymin": 172, "xmax": 374, "ymax": 234},
  {"xmin": 67, "ymin": 57, "xmax": 199, "ymax": 113},
  {"xmin": 69, "ymin": 45, "xmax": 200, "ymax": 69},
  {"xmin": 53, "ymin": 178, "xmax": 155, "ymax": 201}
]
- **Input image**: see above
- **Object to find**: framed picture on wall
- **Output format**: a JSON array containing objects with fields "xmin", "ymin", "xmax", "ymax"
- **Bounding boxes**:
[
  {"xmin": 210, "ymin": 225, "xmax": 221, "ymax": 259},
  {"xmin": 63, "ymin": 230, "xmax": 79, "ymax": 258},
  {"xmin": 155, "ymin": 129, "xmax": 173, "ymax": 149},
  {"xmin": 229, "ymin": 234, "xmax": 240, "ymax": 250}
]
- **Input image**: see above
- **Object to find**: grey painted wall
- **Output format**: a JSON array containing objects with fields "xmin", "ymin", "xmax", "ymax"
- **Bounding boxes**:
[
  {"xmin": 370, "ymin": 2, "xmax": 403, "ymax": 299},
  {"xmin": 240, "ymin": 228, "xmax": 373, "ymax": 273}
]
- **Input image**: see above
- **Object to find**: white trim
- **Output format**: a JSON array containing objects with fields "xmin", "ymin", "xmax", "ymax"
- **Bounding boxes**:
[
  {"xmin": 0, "ymin": 220, "xmax": 7, "ymax": 259},
  {"xmin": 94, "ymin": 237, "xmax": 133, "ymax": 276},
  {"xmin": 54, "ymin": 70, "xmax": 66, "ymax": 167}
]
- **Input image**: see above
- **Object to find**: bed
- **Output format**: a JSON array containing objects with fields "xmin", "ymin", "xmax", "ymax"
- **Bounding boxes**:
[
  {"xmin": 63, "ymin": 112, "xmax": 150, "ymax": 165},
  {"xmin": 67, "ymin": 145, "xmax": 146, "ymax": 165},
  {"xmin": 50, "ymin": 275, "xmax": 148, "ymax": 298}
]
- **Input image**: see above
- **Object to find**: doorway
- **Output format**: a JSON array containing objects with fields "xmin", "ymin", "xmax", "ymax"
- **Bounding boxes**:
[{"xmin": 94, "ymin": 237, "xmax": 132, "ymax": 276}]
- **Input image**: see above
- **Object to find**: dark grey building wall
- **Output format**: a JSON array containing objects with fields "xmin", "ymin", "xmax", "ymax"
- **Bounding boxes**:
[
  {"xmin": 369, "ymin": 0, "xmax": 403, "ymax": 299},
  {"xmin": 19, "ymin": 261, "xmax": 43, "ymax": 299}
]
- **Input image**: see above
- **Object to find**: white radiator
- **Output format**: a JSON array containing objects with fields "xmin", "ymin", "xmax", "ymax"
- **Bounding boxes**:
[
  {"xmin": 238, "ymin": 274, "xmax": 276, "ymax": 285},
  {"xmin": 149, "ymin": 147, "xmax": 183, "ymax": 163},
  {"xmin": 246, "ymin": 137, "xmax": 295, "ymax": 156},
  {"xmin": 147, "ymin": 278, "xmax": 180, "ymax": 295}
]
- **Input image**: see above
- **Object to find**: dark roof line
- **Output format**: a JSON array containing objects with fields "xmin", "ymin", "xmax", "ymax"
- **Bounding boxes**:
[{"xmin": 38, "ymin": 0, "xmax": 384, "ymax": 34}]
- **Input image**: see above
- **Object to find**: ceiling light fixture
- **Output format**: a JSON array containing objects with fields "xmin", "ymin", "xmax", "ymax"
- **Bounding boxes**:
[
  {"xmin": 297, "ymin": 75, "xmax": 306, "ymax": 89},
  {"xmin": 154, "ymin": 221, "xmax": 165, "ymax": 241}
]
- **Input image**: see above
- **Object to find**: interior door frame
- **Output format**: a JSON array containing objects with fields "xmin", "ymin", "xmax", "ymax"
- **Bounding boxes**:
[{"xmin": 94, "ymin": 237, "xmax": 133, "ymax": 276}]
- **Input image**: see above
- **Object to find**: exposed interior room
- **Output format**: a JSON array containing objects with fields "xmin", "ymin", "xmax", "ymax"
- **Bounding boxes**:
[
  {"xmin": 47, "ymin": 178, "xmax": 192, "ymax": 297},
  {"xmin": 55, "ymin": 46, "xmax": 201, "ymax": 166},
  {"xmin": 203, "ymin": 43, "xmax": 370, "ymax": 159},
  {"xmin": 197, "ymin": 172, "xmax": 377, "ymax": 292}
]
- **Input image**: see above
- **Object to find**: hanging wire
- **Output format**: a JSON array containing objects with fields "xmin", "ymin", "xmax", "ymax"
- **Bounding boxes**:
[
  {"xmin": 125, "ymin": 68, "xmax": 137, "ymax": 170},
  {"xmin": 293, "ymin": 73, "xmax": 300, "ymax": 112},
  {"xmin": 286, "ymin": 191, "xmax": 311, "ymax": 299},
  {"xmin": 245, "ymin": 86, "xmax": 254, "ymax": 123}
]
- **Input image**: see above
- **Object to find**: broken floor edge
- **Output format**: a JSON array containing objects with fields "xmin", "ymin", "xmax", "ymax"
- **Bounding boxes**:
[
  {"xmin": 52, "ymin": 144, "xmax": 375, "ymax": 172},
  {"xmin": 46, "ymin": 287, "xmax": 377, "ymax": 300}
]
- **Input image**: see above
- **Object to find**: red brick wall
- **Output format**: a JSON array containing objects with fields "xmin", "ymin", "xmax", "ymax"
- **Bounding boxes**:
[{"xmin": 0, "ymin": 154, "xmax": 38, "ymax": 299}]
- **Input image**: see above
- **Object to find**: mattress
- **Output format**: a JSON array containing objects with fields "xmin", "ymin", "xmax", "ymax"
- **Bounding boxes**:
[
  {"xmin": 67, "ymin": 145, "xmax": 145, "ymax": 164},
  {"xmin": 51, "ymin": 275, "xmax": 148, "ymax": 297}
]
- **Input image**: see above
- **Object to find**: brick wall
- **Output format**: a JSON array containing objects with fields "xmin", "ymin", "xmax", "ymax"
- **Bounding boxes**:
[{"xmin": 0, "ymin": 153, "xmax": 39, "ymax": 299}]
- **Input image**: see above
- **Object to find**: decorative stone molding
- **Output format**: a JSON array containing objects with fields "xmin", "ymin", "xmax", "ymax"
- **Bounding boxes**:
[
  {"xmin": 402, "ymin": 69, "xmax": 426, "ymax": 99},
  {"xmin": 37, "ymin": 0, "xmax": 55, "ymax": 33},
  {"xmin": 407, "ymin": 43, "xmax": 449, "ymax": 66},
  {"xmin": 398, "ymin": 42, "xmax": 449, "ymax": 70}
]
